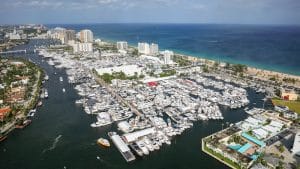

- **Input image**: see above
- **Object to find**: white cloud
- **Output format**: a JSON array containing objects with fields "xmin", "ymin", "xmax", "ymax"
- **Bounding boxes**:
[
  {"xmin": 97, "ymin": 0, "xmax": 119, "ymax": 4},
  {"xmin": 8, "ymin": 0, "xmax": 63, "ymax": 8}
]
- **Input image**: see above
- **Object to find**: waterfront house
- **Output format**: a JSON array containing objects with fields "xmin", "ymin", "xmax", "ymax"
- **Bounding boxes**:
[
  {"xmin": 0, "ymin": 106, "xmax": 11, "ymax": 121},
  {"xmin": 281, "ymin": 89, "xmax": 299, "ymax": 101},
  {"xmin": 5, "ymin": 86, "xmax": 26, "ymax": 104}
]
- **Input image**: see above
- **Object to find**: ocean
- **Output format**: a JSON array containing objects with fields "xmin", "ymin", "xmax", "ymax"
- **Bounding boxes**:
[{"xmin": 49, "ymin": 23, "xmax": 300, "ymax": 75}]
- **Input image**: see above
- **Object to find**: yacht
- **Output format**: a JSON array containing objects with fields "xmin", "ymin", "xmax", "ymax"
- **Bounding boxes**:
[
  {"xmin": 91, "ymin": 112, "xmax": 112, "ymax": 127},
  {"xmin": 143, "ymin": 137, "xmax": 154, "ymax": 151},
  {"xmin": 152, "ymin": 141, "xmax": 160, "ymax": 150},
  {"xmin": 27, "ymin": 109, "xmax": 36, "ymax": 117},
  {"xmin": 44, "ymin": 75, "xmax": 49, "ymax": 81},
  {"xmin": 136, "ymin": 141, "xmax": 149, "ymax": 155},
  {"xmin": 91, "ymin": 121, "xmax": 112, "ymax": 127},
  {"xmin": 44, "ymin": 89, "xmax": 48, "ymax": 98},
  {"xmin": 129, "ymin": 143, "xmax": 143, "ymax": 157},
  {"xmin": 97, "ymin": 138, "xmax": 110, "ymax": 147},
  {"xmin": 165, "ymin": 137, "xmax": 171, "ymax": 145},
  {"xmin": 37, "ymin": 101, "xmax": 43, "ymax": 107},
  {"xmin": 75, "ymin": 100, "xmax": 83, "ymax": 105}
]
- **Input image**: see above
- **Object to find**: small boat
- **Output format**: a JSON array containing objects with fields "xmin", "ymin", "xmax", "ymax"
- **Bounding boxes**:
[
  {"xmin": 97, "ymin": 138, "xmax": 110, "ymax": 147},
  {"xmin": 59, "ymin": 77, "xmax": 63, "ymax": 82},
  {"xmin": 62, "ymin": 88, "xmax": 66, "ymax": 93},
  {"xmin": 0, "ymin": 135, "xmax": 7, "ymax": 142},
  {"xmin": 91, "ymin": 121, "xmax": 112, "ymax": 127},
  {"xmin": 75, "ymin": 100, "xmax": 83, "ymax": 105},
  {"xmin": 27, "ymin": 112, "xmax": 35, "ymax": 117},
  {"xmin": 15, "ymin": 120, "xmax": 32, "ymax": 129},
  {"xmin": 27, "ymin": 109, "xmax": 35, "ymax": 117},
  {"xmin": 44, "ymin": 75, "xmax": 49, "ymax": 81},
  {"xmin": 37, "ymin": 101, "xmax": 43, "ymax": 107},
  {"xmin": 44, "ymin": 89, "xmax": 48, "ymax": 98}
]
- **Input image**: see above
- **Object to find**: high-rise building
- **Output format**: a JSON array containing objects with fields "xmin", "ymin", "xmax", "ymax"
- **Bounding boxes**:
[
  {"xmin": 47, "ymin": 27, "xmax": 65, "ymax": 43},
  {"xmin": 163, "ymin": 50, "xmax": 174, "ymax": 64},
  {"xmin": 138, "ymin": 42, "xmax": 159, "ymax": 55},
  {"xmin": 64, "ymin": 30, "xmax": 75, "ymax": 44},
  {"xmin": 79, "ymin": 29, "xmax": 93, "ymax": 43},
  {"xmin": 150, "ymin": 43, "xmax": 159, "ymax": 55},
  {"xmin": 47, "ymin": 27, "xmax": 75, "ymax": 44},
  {"xmin": 117, "ymin": 41, "xmax": 128, "ymax": 50},
  {"xmin": 7, "ymin": 27, "xmax": 21, "ymax": 40},
  {"xmin": 138, "ymin": 42, "xmax": 150, "ymax": 54},
  {"xmin": 72, "ymin": 42, "xmax": 93, "ymax": 53}
]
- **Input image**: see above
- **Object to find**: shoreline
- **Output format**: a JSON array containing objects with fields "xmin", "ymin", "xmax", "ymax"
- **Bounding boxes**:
[
  {"xmin": 0, "ymin": 57, "xmax": 43, "ymax": 139},
  {"xmin": 97, "ymin": 37, "xmax": 300, "ymax": 87},
  {"xmin": 97, "ymin": 36, "xmax": 300, "ymax": 77}
]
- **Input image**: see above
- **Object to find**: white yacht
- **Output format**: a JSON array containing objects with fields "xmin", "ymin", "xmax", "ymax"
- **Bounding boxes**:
[
  {"xmin": 90, "ymin": 112, "xmax": 112, "ymax": 127},
  {"xmin": 143, "ymin": 137, "xmax": 154, "ymax": 152},
  {"xmin": 44, "ymin": 75, "xmax": 49, "ymax": 81},
  {"xmin": 136, "ymin": 141, "xmax": 149, "ymax": 155},
  {"xmin": 44, "ymin": 89, "xmax": 48, "ymax": 98}
]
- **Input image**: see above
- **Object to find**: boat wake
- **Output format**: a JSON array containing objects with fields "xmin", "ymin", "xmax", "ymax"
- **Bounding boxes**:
[{"xmin": 42, "ymin": 135, "xmax": 62, "ymax": 153}]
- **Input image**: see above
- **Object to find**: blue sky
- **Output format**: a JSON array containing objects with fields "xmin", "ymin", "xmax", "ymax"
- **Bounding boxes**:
[{"xmin": 0, "ymin": 0, "xmax": 299, "ymax": 25}]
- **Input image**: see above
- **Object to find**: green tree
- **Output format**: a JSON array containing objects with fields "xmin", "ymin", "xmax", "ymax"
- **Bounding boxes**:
[
  {"xmin": 278, "ymin": 144, "xmax": 284, "ymax": 153},
  {"xmin": 232, "ymin": 64, "xmax": 247, "ymax": 74},
  {"xmin": 139, "ymin": 74, "xmax": 145, "ymax": 79},
  {"xmin": 132, "ymin": 49, "xmax": 138, "ymax": 56},
  {"xmin": 203, "ymin": 65, "xmax": 209, "ymax": 73},
  {"xmin": 213, "ymin": 62, "xmax": 219, "ymax": 70}
]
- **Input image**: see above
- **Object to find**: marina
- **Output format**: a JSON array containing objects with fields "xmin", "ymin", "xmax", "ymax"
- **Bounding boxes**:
[
  {"xmin": 0, "ymin": 39, "xmax": 261, "ymax": 169},
  {"xmin": 31, "ymin": 42, "xmax": 272, "ymax": 164}
]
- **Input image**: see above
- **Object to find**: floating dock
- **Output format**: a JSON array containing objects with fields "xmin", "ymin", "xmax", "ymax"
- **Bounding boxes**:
[{"xmin": 109, "ymin": 132, "xmax": 136, "ymax": 162}]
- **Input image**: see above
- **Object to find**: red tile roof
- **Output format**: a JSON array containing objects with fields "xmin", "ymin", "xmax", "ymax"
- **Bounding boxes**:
[{"xmin": 0, "ymin": 107, "xmax": 11, "ymax": 118}]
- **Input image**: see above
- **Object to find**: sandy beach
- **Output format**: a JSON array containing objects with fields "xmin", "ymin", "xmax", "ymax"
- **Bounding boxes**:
[{"xmin": 179, "ymin": 54, "xmax": 300, "ymax": 88}]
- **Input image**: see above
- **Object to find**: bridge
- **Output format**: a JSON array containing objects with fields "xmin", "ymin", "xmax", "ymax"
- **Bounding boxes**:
[{"xmin": 0, "ymin": 49, "xmax": 27, "ymax": 55}]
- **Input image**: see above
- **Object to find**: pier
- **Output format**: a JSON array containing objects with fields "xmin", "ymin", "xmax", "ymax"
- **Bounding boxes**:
[
  {"xmin": 0, "ymin": 49, "xmax": 27, "ymax": 55},
  {"xmin": 109, "ymin": 132, "xmax": 136, "ymax": 162}
]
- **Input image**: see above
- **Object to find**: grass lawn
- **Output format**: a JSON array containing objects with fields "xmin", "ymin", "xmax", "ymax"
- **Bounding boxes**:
[{"xmin": 272, "ymin": 99, "xmax": 300, "ymax": 114}]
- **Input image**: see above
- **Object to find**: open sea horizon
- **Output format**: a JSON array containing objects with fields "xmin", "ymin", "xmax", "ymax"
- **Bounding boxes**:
[{"xmin": 48, "ymin": 23, "xmax": 300, "ymax": 76}]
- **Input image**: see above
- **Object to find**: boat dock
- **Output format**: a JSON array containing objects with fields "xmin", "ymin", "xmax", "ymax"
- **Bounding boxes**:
[
  {"xmin": 109, "ymin": 132, "xmax": 136, "ymax": 162},
  {"xmin": 0, "ymin": 49, "xmax": 27, "ymax": 55},
  {"xmin": 165, "ymin": 111, "xmax": 180, "ymax": 123}
]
